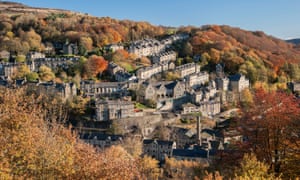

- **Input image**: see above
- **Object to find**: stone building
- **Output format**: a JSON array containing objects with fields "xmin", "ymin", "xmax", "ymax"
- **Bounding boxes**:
[
  {"xmin": 81, "ymin": 133, "xmax": 123, "ymax": 149},
  {"xmin": 128, "ymin": 38, "xmax": 164, "ymax": 57},
  {"xmin": 186, "ymin": 72, "xmax": 209, "ymax": 89},
  {"xmin": 215, "ymin": 77, "xmax": 230, "ymax": 91},
  {"xmin": 95, "ymin": 99, "xmax": 135, "ymax": 121},
  {"xmin": 175, "ymin": 63, "xmax": 201, "ymax": 78},
  {"xmin": 136, "ymin": 63, "xmax": 162, "ymax": 80},
  {"xmin": 107, "ymin": 62, "xmax": 125, "ymax": 75},
  {"xmin": 105, "ymin": 44, "xmax": 124, "ymax": 52},
  {"xmin": 80, "ymin": 80, "xmax": 128, "ymax": 97},
  {"xmin": 26, "ymin": 51, "xmax": 46, "ymax": 60},
  {"xmin": 27, "ymin": 81, "xmax": 77, "ymax": 101},
  {"xmin": 228, "ymin": 74, "xmax": 250, "ymax": 92},
  {"xmin": 140, "ymin": 80, "xmax": 186, "ymax": 101},
  {"xmin": 30, "ymin": 57, "xmax": 79, "ymax": 72},
  {"xmin": 63, "ymin": 42, "xmax": 78, "ymax": 55},
  {"xmin": 151, "ymin": 51, "xmax": 176, "ymax": 64},
  {"xmin": 181, "ymin": 101, "xmax": 221, "ymax": 117},
  {"xmin": 143, "ymin": 139, "xmax": 176, "ymax": 161},
  {"xmin": 287, "ymin": 82, "xmax": 300, "ymax": 93},
  {"xmin": 136, "ymin": 62, "xmax": 174, "ymax": 80},
  {"xmin": 0, "ymin": 63, "xmax": 17, "ymax": 79}
]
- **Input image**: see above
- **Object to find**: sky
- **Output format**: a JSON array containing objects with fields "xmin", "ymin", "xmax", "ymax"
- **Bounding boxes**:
[{"xmin": 6, "ymin": 0, "xmax": 300, "ymax": 40}]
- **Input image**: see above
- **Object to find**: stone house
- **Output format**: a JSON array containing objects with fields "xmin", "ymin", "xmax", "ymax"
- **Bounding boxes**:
[
  {"xmin": 30, "ymin": 57, "xmax": 79, "ymax": 72},
  {"xmin": 63, "ymin": 42, "xmax": 78, "ymax": 55},
  {"xmin": 136, "ymin": 62, "xmax": 175, "ymax": 80},
  {"xmin": 181, "ymin": 100, "xmax": 221, "ymax": 117},
  {"xmin": 129, "ymin": 39, "xmax": 164, "ymax": 57},
  {"xmin": 136, "ymin": 63, "xmax": 162, "ymax": 80},
  {"xmin": 170, "ymin": 127, "xmax": 197, "ymax": 148},
  {"xmin": 0, "ymin": 63, "xmax": 16, "ymax": 79},
  {"xmin": 186, "ymin": 72, "xmax": 209, "ymax": 89},
  {"xmin": 80, "ymin": 80, "xmax": 128, "ymax": 98},
  {"xmin": 143, "ymin": 139, "xmax": 176, "ymax": 161},
  {"xmin": 105, "ymin": 44, "xmax": 124, "ymax": 52},
  {"xmin": 95, "ymin": 99, "xmax": 135, "ymax": 121},
  {"xmin": 151, "ymin": 51, "xmax": 177, "ymax": 64},
  {"xmin": 215, "ymin": 77, "xmax": 230, "ymax": 91},
  {"xmin": 0, "ymin": 62, "xmax": 26, "ymax": 80},
  {"xmin": 107, "ymin": 62, "xmax": 125, "ymax": 76},
  {"xmin": 287, "ymin": 82, "xmax": 300, "ymax": 93},
  {"xmin": 229, "ymin": 74, "xmax": 250, "ymax": 92},
  {"xmin": 175, "ymin": 63, "xmax": 201, "ymax": 78},
  {"xmin": 167, "ymin": 81, "xmax": 186, "ymax": 98},
  {"xmin": 26, "ymin": 51, "xmax": 46, "ymax": 60},
  {"xmin": 115, "ymin": 71, "xmax": 137, "ymax": 82},
  {"xmin": 81, "ymin": 133, "xmax": 123, "ymax": 149},
  {"xmin": 223, "ymin": 129, "xmax": 243, "ymax": 145},
  {"xmin": 172, "ymin": 148, "xmax": 210, "ymax": 165},
  {"xmin": 140, "ymin": 81, "xmax": 186, "ymax": 101},
  {"xmin": 27, "ymin": 81, "xmax": 77, "ymax": 101}
]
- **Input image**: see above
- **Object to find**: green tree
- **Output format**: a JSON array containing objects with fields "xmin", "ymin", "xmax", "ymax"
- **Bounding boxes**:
[
  {"xmin": 38, "ymin": 65, "xmax": 55, "ymax": 81},
  {"xmin": 26, "ymin": 72, "xmax": 39, "ymax": 82},
  {"xmin": 15, "ymin": 55, "xmax": 26, "ymax": 63}
]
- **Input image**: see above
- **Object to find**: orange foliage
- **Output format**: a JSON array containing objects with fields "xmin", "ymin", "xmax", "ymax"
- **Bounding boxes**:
[
  {"xmin": 86, "ymin": 55, "xmax": 108, "ymax": 77},
  {"xmin": 240, "ymin": 88, "xmax": 300, "ymax": 176}
]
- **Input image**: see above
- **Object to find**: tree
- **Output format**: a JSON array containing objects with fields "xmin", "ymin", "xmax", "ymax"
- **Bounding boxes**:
[
  {"xmin": 0, "ymin": 88, "xmax": 143, "ymax": 179},
  {"xmin": 240, "ymin": 88, "xmax": 300, "ymax": 177},
  {"xmin": 182, "ymin": 42, "xmax": 193, "ymax": 57},
  {"xmin": 121, "ymin": 136, "xmax": 143, "ymax": 158},
  {"xmin": 38, "ymin": 65, "xmax": 55, "ymax": 81},
  {"xmin": 138, "ymin": 156, "xmax": 162, "ymax": 180},
  {"xmin": 85, "ymin": 55, "xmax": 108, "ymax": 78},
  {"xmin": 15, "ymin": 55, "xmax": 26, "ymax": 63},
  {"xmin": 163, "ymin": 157, "xmax": 201, "ymax": 179},
  {"xmin": 15, "ymin": 64, "xmax": 30, "ymax": 79},
  {"xmin": 240, "ymin": 89, "xmax": 253, "ymax": 108},
  {"xmin": 26, "ymin": 72, "xmax": 39, "ymax": 82},
  {"xmin": 235, "ymin": 153, "xmax": 276, "ymax": 180}
]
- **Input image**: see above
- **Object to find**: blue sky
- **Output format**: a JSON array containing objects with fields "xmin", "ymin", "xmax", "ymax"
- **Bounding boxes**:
[{"xmin": 7, "ymin": 0, "xmax": 300, "ymax": 39}]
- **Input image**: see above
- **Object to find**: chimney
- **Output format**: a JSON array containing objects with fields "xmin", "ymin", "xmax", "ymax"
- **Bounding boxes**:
[{"xmin": 197, "ymin": 116, "xmax": 202, "ymax": 146}]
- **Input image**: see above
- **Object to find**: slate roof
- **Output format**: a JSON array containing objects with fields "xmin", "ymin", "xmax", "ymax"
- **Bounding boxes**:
[
  {"xmin": 81, "ymin": 133, "xmax": 123, "ymax": 141},
  {"xmin": 228, "ymin": 74, "xmax": 242, "ymax": 81},
  {"xmin": 143, "ymin": 139, "xmax": 174, "ymax": 146},
  {"xmin": 173, "ymin": 148, "xmax": 208, "ymax": 158}
]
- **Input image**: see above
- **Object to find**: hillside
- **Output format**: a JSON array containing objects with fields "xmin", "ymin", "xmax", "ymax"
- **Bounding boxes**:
[
  {"xmin": 1, "ymin": 2, "xmax": 300, "ymax": 84},
  {"xmin": 185, "ymin": 25, "xmax": 300, "ymax": 83},
  {"xmin": 286, "ymin": 38, "xmax": 300, "ymax": 45},
  {"xmin": 0, "ymin": 1, "xmax": 166, "ymax": 54}
]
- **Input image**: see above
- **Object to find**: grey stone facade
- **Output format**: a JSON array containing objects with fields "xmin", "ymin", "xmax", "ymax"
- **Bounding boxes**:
[
  {"xmin": 143, "ymin": 139, "xmax": 176, "ymax": 161},
  {"xmin": 175, "ymin": 63, "xmax": 201, "ymax": 78},
  {"xmin": 95, "ymin": 100, "xmax": 135, "ymax": 121}
]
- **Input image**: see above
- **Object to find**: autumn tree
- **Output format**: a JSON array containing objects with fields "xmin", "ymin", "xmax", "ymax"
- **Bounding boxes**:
[
  {"xmin": 85, "ymin": 55, "xmax": 108, "ymax": 78},
  {"xmin": 240, "ymin": 88, "xmax": 300, "ymax": 177},
  {"xmin": 234, "ymin": 153, "xmax": 277, "ymax": 180},
  {"xmin": 121, "ymin": 135, "xmax": 143, "ymax": 158},
  {"xmin": 138, "ymin": 156, "xmax": 162, "ymax": 180},
  {"xmin": 0, "ymin": 88, "xmax": 143, "ymax": 179},
  {"xmin": 14, "ymin": 64, "xmax": 30, "ymax": 79},
  {"xmin": 163, "ymin": 157, "xmax": 202, "ymax": 179},
  {"xmin": 38, "ymin": 65, "xmax": 55, "ymax": 81}
]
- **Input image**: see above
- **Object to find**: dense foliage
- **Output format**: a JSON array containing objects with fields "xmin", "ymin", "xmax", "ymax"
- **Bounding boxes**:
[{"xmin": 0, "ymin": 2, "xmax": 166, "ymax": 55}]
